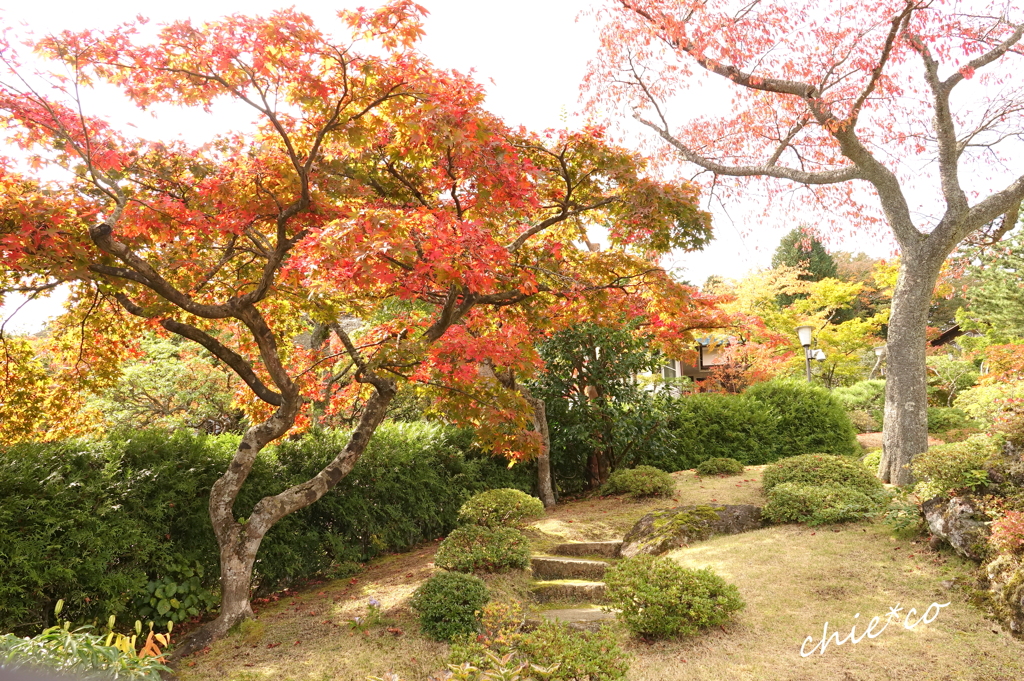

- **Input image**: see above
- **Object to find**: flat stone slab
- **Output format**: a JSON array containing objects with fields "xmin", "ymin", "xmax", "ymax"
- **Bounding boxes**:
[
  {"xmin": 538, "ymin": 607, "xmax": 616, "ymax": 631},
  {"xmin": 531, "ymin": 580, "xmax": 607, "ymax": 603},
  {"xmin": 531, "ymin": 556, "xmax": 609, "ymax": 580},
  {"xmin": 551, "ymin": 541, "xmax": 622, "ymax": 558}
]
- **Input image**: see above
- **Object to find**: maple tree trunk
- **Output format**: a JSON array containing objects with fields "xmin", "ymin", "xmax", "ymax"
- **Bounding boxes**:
[
  {"xmin": 172, "ymin": 381, "xmax": 396, "ymax": 660},
  {"xmin": 878, "ymin": 251, "xmax": 945, "ymax": 486},
  {"xmin": 525, "ymin": 394, "xmax": 556, "ymax": 508}
]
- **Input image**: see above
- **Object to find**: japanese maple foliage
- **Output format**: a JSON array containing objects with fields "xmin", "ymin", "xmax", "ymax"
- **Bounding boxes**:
[{"xmin": 0, "ymin": 2, "xmax": 715, "ymax": 647}]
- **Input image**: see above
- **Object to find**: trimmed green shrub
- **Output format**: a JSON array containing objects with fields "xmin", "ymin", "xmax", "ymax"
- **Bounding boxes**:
[
  {"xmin": 604, "ymin": 556, "xmax": 744, "ymax": 639},
  {"xmin": 911, "ymin": 434, "xmax": 1000, "ymax": 497},
  {"xmin": 744, "ymin": 380, "xmax": 859, "ymax": 458},
  {"xmin": 848, "ymin": 410, "xmax": 880, "ymax": 434},
  {"xmin": 448, "ymin": 619, "xmax": 630, "ymax": 681},
  {"xmin": 458, "ymin": 488, "xmax": 545, "ymax": 528},
  {"xmin": 514, "ymin": 621, "xmax": 630, "ymax": 680},
  {"xmin": 927, "ymin": 407, "xmax": 971, "ymax": 434},
  {"xmin": 833, "ymin": 379, "xmax": 886, "ymax": 426},
  {"xmin": 657, "ymin": 392, "xmax": 778, "ymax": 469},
  {"xmin": 863, "ymin": 450, "xmax": 882, "ymax": 473},
  {"xmin": 600, "ymin": 465, "xmax": 676, "ymax": 499},
  {"xmin": 763, "ymin": 483, "xmax": 881, "ymax": 526},
  {"xmin": 410, "ymin": 572, "xmax": 489, "ymax": 642},
  {"xmin": 0, "ymin": 422, "xmax": 529, "ymax": 634},
  {"xmin": 433, "ymin": 526, "xmax": 531, "ymax": 573},
  {"xmin": 761, "ymin": 453, "xmax": 885, "ymax": 500},
  {"xmin": 695, "ymin": 457, "xmax": 745, "ymax": 476},
  {"xmin": 640, "ymin": 380, "xmax": 858, "ymax": 473}
]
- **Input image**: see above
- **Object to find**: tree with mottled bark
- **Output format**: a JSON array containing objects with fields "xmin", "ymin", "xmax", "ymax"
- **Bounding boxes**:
[
  {"xmin": 588, "ymin": 0, "xmax": 1024, "ymax": 484},
  {"xmin": 0, "ymin": 3, "xmax": 713, "ymax": 651}
]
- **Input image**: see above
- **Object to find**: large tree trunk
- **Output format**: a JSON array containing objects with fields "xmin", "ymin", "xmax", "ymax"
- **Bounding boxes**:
[
  {"xmin": 878, "ymin": 251, "xmax": 945, "ymax": 486},
  {"xmin": 525, "ymin": 394, "xmax": 556, "ymax": 508}
]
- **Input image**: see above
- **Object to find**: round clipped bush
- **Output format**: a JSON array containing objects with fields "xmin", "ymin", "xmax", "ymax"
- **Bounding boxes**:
[
  {"xmin": 601, "ymin": 465, "xmax": 676, "ymax": 499},
  {"xmin": 433, "ymin": 525, "xmax": 530, "ymax": 573},
  {"xmin": 695, "ymin": 457, "xmax": 745, "ymax": 477},
  {"xmin": 410, "ymin": 571, "xmax": 489, "ymax": 641},
  {"xmin": 744, "ymin": 380, "xmax": 859, "ymax": 457},
  {"xmin": 862, "ymin": 449, "xmax": 882, "ymax": 473},
  {"xmin": 761, "ymin": 453, "xmax": 885, "ymax": 500},
  {"xmin": 911, "ymin": 434, "xmax": 999, "ymax": 496},
  {"xmin": 458, "ymin": 488, "xmax": 545, "ymax": 528},
  {"xmin": 604, "ymin": 556, "xmax": 744, "ymax": 639},
  {"xmin": 762, "ymin": 482, "xmax": 881, "ymax": 526}
]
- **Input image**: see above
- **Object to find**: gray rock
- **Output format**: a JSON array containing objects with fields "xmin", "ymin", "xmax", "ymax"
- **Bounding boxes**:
[
  {"xmin": 619, "ymin": 504, "xmax": 763, "ymax": 558},
  {"xmin": 922, "ymin": 495, "xmax": 991, "ymax": 561}
]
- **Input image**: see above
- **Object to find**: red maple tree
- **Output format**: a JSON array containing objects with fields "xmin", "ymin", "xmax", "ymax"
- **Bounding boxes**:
[{"xmin": 0, "ymin": 3, "xmax": 717, "ymax": 648}]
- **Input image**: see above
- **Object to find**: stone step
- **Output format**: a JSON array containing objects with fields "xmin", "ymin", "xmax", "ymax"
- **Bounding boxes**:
[
  {"xmin": 550, "ymin": 541, "xmax": 622, "ymax": 558},
  {"xmin": 533, "ymin": 606, "xmax": 617, "ymax": 632},
  {"xmin": 531, "ymin": 556, "xmax": 609, "ymax": 581},
  {"xmin": 531, "ymin": 579, "xmax": 607, "ymax": 604}
]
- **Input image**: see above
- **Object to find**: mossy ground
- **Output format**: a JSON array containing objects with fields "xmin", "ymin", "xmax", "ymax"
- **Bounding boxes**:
[{"xmin": 174, "ymin": 467, "xmax": 1024, "ymax": 681}]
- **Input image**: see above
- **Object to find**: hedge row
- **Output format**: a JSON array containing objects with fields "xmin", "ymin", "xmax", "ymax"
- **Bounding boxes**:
[
  {"xmin": 0, "ymin": 422, "xmax": 530, "ymax": 635},
  {"xmin": 638, "ymin": 380, "xmax": 859, "ymax": 472}
]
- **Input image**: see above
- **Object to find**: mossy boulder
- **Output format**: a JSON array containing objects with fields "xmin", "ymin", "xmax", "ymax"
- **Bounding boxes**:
[
  {"xmin": 921, "ymin": 494, "xmax": 992, "ymax": 562},
  {"xmin": 619, "ymin": 504, "xmax": 763, "ymax": 558},
  {"xmin": 986, "ymin": 553, "xmax": 1024, "ymax": 638}
]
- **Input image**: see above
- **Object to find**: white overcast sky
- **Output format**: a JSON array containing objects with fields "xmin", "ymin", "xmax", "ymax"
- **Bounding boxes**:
[{"xmin": 0, "ymin": 0, "xmax": 894, "ymax": 332}]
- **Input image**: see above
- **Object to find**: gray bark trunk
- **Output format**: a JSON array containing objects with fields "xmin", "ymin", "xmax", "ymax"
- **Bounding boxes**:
[
  {"xmin": 878, "ymin": 251, "xmax": 945, "ymax": 486},
  {"xmin": 171, "ymin": 380, "xmax": 396, "ymax": 660}
]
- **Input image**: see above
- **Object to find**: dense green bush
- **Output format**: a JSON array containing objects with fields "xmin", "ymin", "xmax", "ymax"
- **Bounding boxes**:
[
  {"xmin": 744, "ymin": 380, "xmax": 859, "ymax": 458},
  {"xmin": 847, "ymin": 410, "xmax": 880, "ymax": 434},
  {"xmin": 695, "ymin": 457, "xmax": 745, "ymax": 476},
  {"xmin": 410, "ymin": 572, "xmax": 490, "ymax": 642},
  {"xmin": 911, "ymin": 434, "xmax": 1000, "ymax": 497},
  {"xmin": 761, "ymin": 454, "xmax": 885, "ymax": 500},
  {"xmin": 433, "ymin": 526, "xmax": 531, "ymax": 573},
  {"xmin": 639, "ymin": 381, "xmax": 858, "ymax": 473},
  {"xmin": 458, "ymin": 489, "xmax": 545, "ymax": 528},
  {"xmin": 600, "ymin": 465, "xmax": 676, "ymax": 499},
  {"xmin": 0, "ymin": 422, "xmax": 529, "ymax": 634},
  {"xmin": 448, "ymin": 619, "xmax": 630, "ymax": 681},
  {"xmin": 833, "ymin": 380, "xmax": 886, "ymax": 426},
  {"xmin": 926, "ymin": 406, "xmax": 971, "ymax": 434},
  {"xmin": 604, "ymin": 556, "xmax": 744, "ymax": 639},
  {"xmin": 763, "ymin": 483, "xmax": 881, "ymax": 525},
  {"xmin": 512, "ymin": 621, "xmax": 629, "ymax": 680},
  {"xmin": 863, "ymin": 449, "xmax": 882, "ymax": 473},
  {"xmin": 954, "ymin": 382, "xmax": 1024, "ymax": 429},
  {"xmin": 658, "ymin": 392, "xmax": 778, "ymax": 469}
]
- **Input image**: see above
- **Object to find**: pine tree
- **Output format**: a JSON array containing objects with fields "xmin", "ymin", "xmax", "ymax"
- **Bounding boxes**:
[{"xmin": 771, "ymin": 228, "xmax": 839, "ymax": 307}]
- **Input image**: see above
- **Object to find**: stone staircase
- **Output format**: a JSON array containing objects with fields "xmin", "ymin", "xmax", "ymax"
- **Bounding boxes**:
[{"xmin": 529, "ymin": 541, "xmax": 622, "ymax": 630}]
